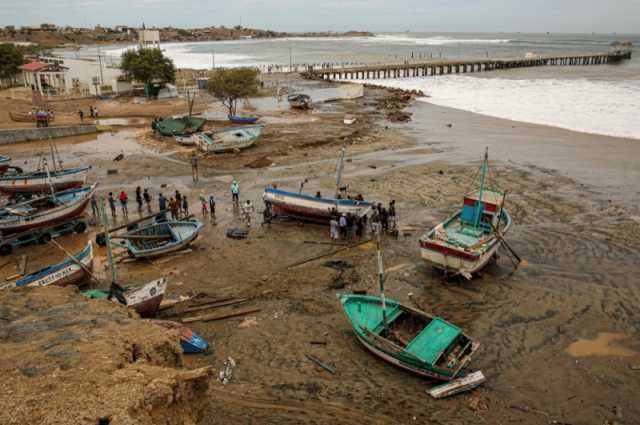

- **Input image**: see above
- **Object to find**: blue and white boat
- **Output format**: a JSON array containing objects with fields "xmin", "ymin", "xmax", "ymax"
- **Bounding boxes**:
[
  {"xmin": 262, "ymin": 147, "xmax": 373, "ymax": 223},
  {"xmin": 197, "ymin": 124, "xmax": 265, "ymax": 153},
  {"xmin": 228, "ymin": 114, "xmax": 259, "ymax": 125},
  {"xmin": 0, "ymin": 166, "xmax": 90, "ymax": 194},
  {"xmin": 115, "ymin": 219, "xmax": 204, "ymax": 259},
  {"xmin": 1, "ymin": 241, "xmax": 94, "ymax": 289}
]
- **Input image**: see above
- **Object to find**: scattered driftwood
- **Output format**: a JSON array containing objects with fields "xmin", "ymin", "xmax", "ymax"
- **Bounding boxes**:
[
  {"xmin": 310, "ymin": 341, "xmax": 327, "ymax": 345},
  {"xmin": 305, "ymin": 354, "xmax": 336, "ymax": 375},
  {"xmin": 182, "ymin": 308, "xmax": 261, "ymax": 324},
  {"xmin": 286, "ymin": 239, "xmax": 372, "ymax": 270},
  {"xmin": 427, "ymin": 371, "xmax": 486, "ymax": 399}
]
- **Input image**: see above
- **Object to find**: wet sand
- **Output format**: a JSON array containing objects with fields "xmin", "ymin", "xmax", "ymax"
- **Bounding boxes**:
[{"xmin": 1, "ymin": 84, "xmax": 639, "ymax": 425}]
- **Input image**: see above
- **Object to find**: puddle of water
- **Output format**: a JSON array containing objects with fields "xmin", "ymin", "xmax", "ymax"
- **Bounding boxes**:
[
  {"xmin": 566, "ymin": 332, "xmax": 637, "ymax": 357},
  {"xmin": 97, "ymin": 117, "xmax": 150, "ymax": 126}
]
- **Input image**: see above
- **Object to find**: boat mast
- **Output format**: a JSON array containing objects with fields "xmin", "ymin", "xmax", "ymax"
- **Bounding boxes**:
[
  {"xmin": 43, "ymin": 160, "xmax": 57, "ymax": 201},
  {"xmin": 473, "ymin": 147, "xmax": 489, "ymax": 227},
  {"xmin": 98, "ymin": 196, "xmax": 117, "ymax": 286},
  {"xmin": 375, "ymin": 227, "xmax": 389, "ymax": 334},
  {"xmin": 335, "ymin": 146, "xmax": 346, "ymax": 198},
  {"xmin": 48, "ymin": 137, "xmax": 57, "ymax": 173}
]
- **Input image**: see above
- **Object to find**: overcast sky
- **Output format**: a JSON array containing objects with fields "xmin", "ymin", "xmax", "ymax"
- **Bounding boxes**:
[{"xmin": 1, "ymin": 0, "xmax": 639, "ymax": 33}]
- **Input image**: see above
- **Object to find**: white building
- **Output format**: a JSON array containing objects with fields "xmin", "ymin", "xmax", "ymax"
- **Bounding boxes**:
[
  {"xmin": 22, "ymin": 57, "xmax": 132, "ymax": 96},
  {"xmin": 139, "ymin": 30, "xmax": 160, "ymax": 48}
]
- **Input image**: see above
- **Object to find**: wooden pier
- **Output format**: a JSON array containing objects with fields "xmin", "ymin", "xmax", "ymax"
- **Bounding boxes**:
[{"xmin": 306, "ymin": 51, "xmax": 631, "ymax": 81}]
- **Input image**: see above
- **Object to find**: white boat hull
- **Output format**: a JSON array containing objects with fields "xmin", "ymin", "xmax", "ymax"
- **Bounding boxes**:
[{"xmin": 0, "ymin": 167, "xmax": 89, "ymax": 193}]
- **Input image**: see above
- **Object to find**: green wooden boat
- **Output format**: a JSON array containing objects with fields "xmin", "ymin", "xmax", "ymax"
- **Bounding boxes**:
[
  {"xmin": 339, "ymin": 293, "xmax": 479, "ymax": 381},
  {"xmin": 157, "ymin": 116, "xmax": 206, "ymax": 137}
]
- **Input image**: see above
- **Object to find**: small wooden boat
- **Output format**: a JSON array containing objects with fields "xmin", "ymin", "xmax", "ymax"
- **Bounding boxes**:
[
  {"xmin": 0, "ymin": 184, "xmax": 96, "ymax": 235},
  {"xmin": 83, "ymin": 278, "xmax": 168, "ymax": 318},
  {"xmin": 228, "ymin": 114, "xmax": 259, "ymax": 124},
  {"xmin": 262, "ymin": 147, "xmax": 373, "ymax": 223},
  {"xmin": 287, "ymin": 93, "xmax": 311, "ymax": 109},
  {"xmin": 115, "ymin": 219, "xmax": 204, "ymax": 259},
  {"xmin": 339, "ymin": 294, "xmax": 479, "ymax": 381},
  {"xmin": 0, "ymin": 155, "xmax": 11, "ymax": 174},
  {"xmin": 9, "ymin": 111, "xmax": 56, "ymax": 123},
  {"xmin": 175, "ymin": 135, "xmax": 198, "ymax": 146},
  {"xmin": 1, "ymin": 241, "xmax": 93, "ymax": 289},
  {"xmin": 197, "ymin": 124, "xmax": 264, "ymax": 154},
  {"xmin": 419, "ymin": 149, "xmax": 512, "ymax": 278},
  {"xmin": 343, "ymin": 114, "xmax": 357, "ymax": 125},
  {"xmin": 0, "ymin": 166, "xmax": 90, "ymax": 194}
]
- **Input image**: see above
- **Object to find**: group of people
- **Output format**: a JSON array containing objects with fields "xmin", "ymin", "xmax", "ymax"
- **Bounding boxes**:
[
  {"xmin": 329, "ymin": 200, "xmax": 397, "ymax": 241},
  {"xmin": 78, "ymin": 105, "xmax": 99, "ymax": 121}
]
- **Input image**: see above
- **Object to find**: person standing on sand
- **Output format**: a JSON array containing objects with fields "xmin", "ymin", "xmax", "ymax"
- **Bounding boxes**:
[
  {"xmin": 175, "ymin": 190, "xmax": 182, "ymax": 218},
  {"xmin": 209, "ymin": 195, "xmax": 216, "ymax": 219},
  {"xmin": 143, "ymin": 189, "xmax": 152, "ymax": 213},
  {"xmin": 158, "ymin": 193, "xmax": 166, "ymax": 212},
  {"xmin": 191, "ymin": 154, "xmax": 199, "ymax": 182},
  {"xmin": 230, "ymin": 181, "xmax": 240, "ymax": 204},
  {"xmin": 242, "ymin": 199, "xmax": 254, "ymax": 227},
  {"xmin": 338, "ymin": 214, "xmax": 347, "ymax": 239},
  {"xmin": 89, "ymin": 106, "xmax": 94, "ymax": 118},
  {"xmin": 200, "ymin": 196, "xmax": 208, "ymax": 216},
  {"xmin": 330, "ymin": 216, "xmax": 339, "ymax": 240},
  {"xmin": 169, "ymin": 197, "xmax": 177, "ymax": 220},
  {"xmin": 388, "ymin": 200, "xmax": 397, "ymax": 232},
  {"xmin": 90, "ymin": 194, "xmax": 98, "ymax": 217},
  {"xmin": 119, "ymin": 191, "xmax": 128, "ymax": 217},
  {"xmin": 135, "ymin": 186, "xmax": 143, "ymax": 214},
  {"xmin": 182, "ymin": 196, "xmax": 189, "ymax": 216},
  {"xmin": 108, "ymin": 192, "xmax": 117, "ymax": 219},
  {"xmin": 78, "ymin": 110, "xmax": 84, "ymax": 121}
]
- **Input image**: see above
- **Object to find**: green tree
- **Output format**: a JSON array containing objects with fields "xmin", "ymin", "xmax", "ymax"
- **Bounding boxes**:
[
  {"xmin": 120, "ymin": 48, "xmax": 175, "ymax": 94},
  {"xmin": 207, "ymin": 67, "xmax": 260, "ymax": 115},
  {"xmin": 0, "ymin": 43, "xmax": 24, "ymax": 80}
]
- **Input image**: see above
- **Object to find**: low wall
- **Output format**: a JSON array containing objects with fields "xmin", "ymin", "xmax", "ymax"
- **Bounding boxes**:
[{"xmin": 0, "ymin": 125, "xmax": 98, "ymax": 145}]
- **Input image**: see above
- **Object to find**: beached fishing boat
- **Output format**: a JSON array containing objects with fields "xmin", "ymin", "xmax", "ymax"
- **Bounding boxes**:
[
  {"xmin": 0, "ymin": 166, "xmax": 90, "ymax": 194},
  {"xmin": 9, "ymin": 111, "xmax": 56, "ymax": 123},
  {"xmin": 196, "ymin": 124, "xmax": 265, "ymax": 153},
  {"xmin": 287, "ymin": 93, "xmax": 311, "ymax": 109},
  {"xmin": 0, "ymin": 184, "xmax": 96, "ymax": 234},
  {"xmin": 114, "ymin": 219, "xmax": 203, "ymax": 259},
  {"xmin": 83, "ymin": 278, "xmax": 168, "ymax": 317},
  {"xmin": 262, "ymin": 147, "xmax": 373, "ymax": 223},
  {"xmin": 175, "ymin": 135, "xmax": 198, "ymax": 146},
  {"xmin": 340, "ymin": 294, "xmax": 479, "ymax": 381},
  {"xmin": 343, "ymin": 114, "xmax": 357, "ymax": 125},
  {"xmin": 228, "ymin": 114, "xmax": 259, "ymax": 124},
  {"xmin": 419, "ymin": 149, "xmax": 512, "ymax": 278},
  {"xmin": 0, "ymin": 155, "xmax": 11, "ymax": 174},
  {"xmin": 157, "ymin": 116, "xmax": 206, "ymax": 137},
  {"xmin": 1, "ymin": 241, "xmax": 93, "ymax": 289}
]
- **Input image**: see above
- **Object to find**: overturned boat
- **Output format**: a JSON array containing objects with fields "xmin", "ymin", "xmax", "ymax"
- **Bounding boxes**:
[
  {"xmin": 0, "ymin": 166, "xmax": 90, "ymax": 194},
  {"xmin": 1, "ymin": 241, "xmax": 93, "ymax": 289},
  {"xmin": 114, "ymin": 219, "xmax": 204, "ymax": 259},
  {"xmin": 197, "ymin": 124, "xmax": 264, "ymax": 153},
  {"xmin": 157, "ymin": 116, "xmax": 206, "ymax": 137},
  {"xmin": 262, "ymin": 146, "xmax": 373, "ymax": 223},
  {"xmin": 419, "ymin": 149, "xmax": 512, "ymax": 278},
  {"xmin": 0, "ymin": 184, "xmax": 96, "ymax": 234}
]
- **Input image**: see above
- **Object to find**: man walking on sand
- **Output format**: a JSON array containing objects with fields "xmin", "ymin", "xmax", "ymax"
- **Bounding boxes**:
[
  {"xmin": 119, "ymin": 190, "xmax": 128, "ymax": 218},
  {"xmin": 108, "ymin": 192, "xmax": 117, "ymax": 219},
  {"xmin": 158, "ymin": 193, "xmax": 167, "ymax": 213},
  {"xmin": 209, "ymin": 195, "xmax": 216, "ymax": 219},
  {"xmin": 242, "ymin": 199, "xmax": 255, "ymax": 227},
  {"xmin": 143, "ymin": 189, "xmax": 152, "ymax": 213},
  {"xmin": 191, "ymin": 154, "xmax": 199, "ymax": 182}
]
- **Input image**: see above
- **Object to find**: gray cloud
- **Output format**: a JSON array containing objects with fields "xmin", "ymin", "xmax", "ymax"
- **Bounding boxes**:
[{"xmin": 0, "ymin": 0, "xmax": 638, "ymax": 33}]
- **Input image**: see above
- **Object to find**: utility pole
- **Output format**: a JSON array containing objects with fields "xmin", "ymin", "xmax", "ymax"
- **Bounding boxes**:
[
  {"xmin": 211, "ymin": 49, "xmax": 215, "ymax": 70},
  {"xmin": 97, "ymin": 46, "xmax": 104, "ymax": 85},
  {"xmin": 289, "ymin": 46, "xmax": 293, "ymax": 73}
]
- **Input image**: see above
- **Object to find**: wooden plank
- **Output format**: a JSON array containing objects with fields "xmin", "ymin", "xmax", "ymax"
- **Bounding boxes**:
[
  {"xmin": 427, "ymin": 371, "xmax": 486, "ymax": 399},
  {"xmin": 182, "ymin": 308, "xmax": 261, "ymax": 324},
  {"xmin": 305, "ymin": 354, "xmax": 336, "ymax": 374},
  {"xmin": 183, "ymin": 298, "xmax": 249, "ymax": 313}
]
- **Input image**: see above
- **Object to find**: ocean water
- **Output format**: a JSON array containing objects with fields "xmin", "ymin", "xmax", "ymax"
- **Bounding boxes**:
[{"xmin": 67, "ymin": 32, "xmax": 640, "ymax": 139}]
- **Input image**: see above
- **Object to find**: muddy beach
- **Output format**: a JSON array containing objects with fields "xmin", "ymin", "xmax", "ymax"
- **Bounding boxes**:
[{"xmin": 0, "ymin": 81, "xmax": 639, "ymax": 425}]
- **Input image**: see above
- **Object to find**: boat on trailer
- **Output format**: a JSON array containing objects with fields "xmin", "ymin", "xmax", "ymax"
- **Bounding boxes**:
[
  {"xmin": 1, "ymin": 241, "xmax": 93, "ymax": 289},
  {"xmin": 0, "ymin": 166, "xmax": 90, "ymax": 194},
  {"xmin": 262, "ymin": 146, "xmax": 373, "ymax": 223},
  {"xmin": 196, "ymin": 124, "xmax": 265, "ymax": 153},
  {"xmin": 114, "ymin": 219, "xmax": 204, "ymax": 259},
  {"xmin": 0, "ymin": 184, "xmax": 96, "ymax": 235},
  {"xmin": 419, "ymin": 149, "xmax": 512, "ymax": 279}
]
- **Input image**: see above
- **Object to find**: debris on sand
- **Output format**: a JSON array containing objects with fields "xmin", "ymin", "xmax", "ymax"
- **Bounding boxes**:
[
  {"xmin": 245, "ymin": 156, "xmax": 273, "ymax": 169},
  {"xmin": 219, "ymin": 357, "xmax": 236, "ymax": 385},
  {"xmin": 323, "ymin": 260, "xmax": 353, "ymax": 271},
  {"xmin": 227, "ymin": 228, "xmax": 249, "ymax": 239}
]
